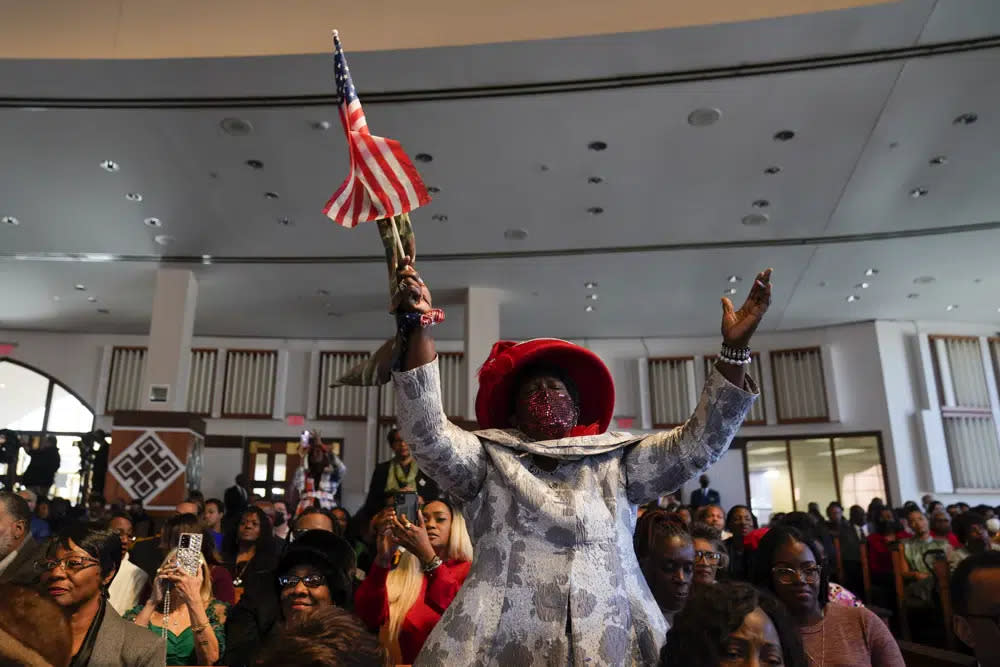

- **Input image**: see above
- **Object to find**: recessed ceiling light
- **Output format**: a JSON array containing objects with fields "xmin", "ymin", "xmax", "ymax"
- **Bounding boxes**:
[
  {"xmin": 414, "ymin": 153, "xmax": 433, "ymax": 163},
  {"xmin": 929, "ymin": 156, "xmax": 948, "ymax": 166},
  {"xmin": 946, "ymin": 304, "xmax": 958, "ymax": 311},
  {"xmin": 2, "ymin": 216, "xmax": 19, "ymax": 226},
  {"xmin": 97, "ymin": 308, "xmax": 110, "ymax": 315},
  {"xmin": 125, "ymin": 192, "xmax": 143, "ymax": 202},
  {"xmin": 687, "ymin": 108, "xmax": 722, "ymax": 127},
  {"xmin": 504, "ymin": 228, "xmax": 528, "ymax": 240},
  {"xmin": 773, "ymin": 130, "xmax": 796, "ymax": 142},
  {"xmin": 865, "ymin": 268, "xmax": 879, "ymax": 276},
  {"xmin": 144, "ymin": 217, "xmax": 162, "ymax": 228},
  {"xmin": 725, "ymin": 288, "xmax": 737, "ymax": 295},
  {"xmin": 264, "ymin": 191, "xmax": 280, "ymax": 200},
  {"xmin": 587, "ymin": 207, "xmax": 604, "ymax": 215},
  {"xmin": 586, "ymin": 293, "xmax": 599, "ymax": 301},
  {"xmin": 752, "ymin": 199, "xmax": 770, "ymax": 208},
  {"xmin": 327, "ymin": 311, "xmax": 342, "ymax": 318},
  {"xmin": 846, "ymin": 295, "xmax": 860, "ymax": 303},
  {"xmin": 727, "ymin": 275, "xmax": 742, "ymax": 283},
  {"xmin": 427, "ymin": 186, "xmax": 441, "ymax": 194},
  {"xmin": 584, "ymin": 282, "xmax": 598, "ymax": 289},
  {"xmin": 907, "ymin": 293, "xmax": 920, "ymax": 299},
  {"xmin": 588, "ymin": 176, "xmax": 604, "ymax": 184},
  {"xmin": 220, "ymin": 118, "xmax": 254, "ymax": 136},
  {"xmin": 52, "ymin": 295, "xmax": 61, "ymax": 301},
  {"xmin": 910, "ymin": 187, "xmax": 929, "ymax": 198},
  {"xmin": 538, "ymin": 164, "xmax": 550, "ymax": 172},
  {"xmin": 764, "ymin": 166, "xmax": 782, "ymax": 175},
  {"xmin": 201, "ymin": 255, "xmax": 212, "ymax": 265},
  {"xmin": 316, "ymin": 289, "xmax": 331, "ymax": 297},
  {"xmin": 154, "ymin": 234, "xmax": 174, "ymax": 246},
  {"xmin": 100, "ymin": 160, "xmax": 120, "ymax": 172},
  {"xmin": 742, "ymin": 213, "xmax": 769, "ymax": 226},
  {"xmin": 245, "ymin": 159, "xmax": 264, "ymax": 170},
  {"xmin": 87, "ymin": 296, "xmax": 97, "ymax": 302},
  {"xmin": 953, "ymin": 113, "xmax": 978, "ymax": 125},
  {"xmin": 585, "ymin": 305, "xmax": 595, "ymax": 312},
  {"xmin": 74, "ymin": 284, "xmax": 86, "ymax": 291},
  {"xmin": 431, "ymin": 214, "xmax": 448, "ymax": 222},
  {"xmin": 277, "ymin": 217, "xmax": 293, "ymax": 226},
  {"xmin": 588, "ymin": 141, "xmax": 607, "ymax": 152},
  {"xmin": 311, "ymin": 120, "xmax": 332, "ymax": 131},
  {"xmin": 914, "ymin": 276, "xmax": 935, "ymax": 284},
  {"xmin": 855, "ymin": 282, "xmax": 870, "ymax": 289},
  {"xmin": 819, "ymin": 281, "xmax": 828, "ymax": 287}
]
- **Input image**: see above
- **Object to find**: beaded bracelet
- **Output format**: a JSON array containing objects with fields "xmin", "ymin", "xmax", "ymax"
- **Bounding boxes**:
[{"xmin": 719, "ymin": 344, "xmax": 752, "ymax": 366}]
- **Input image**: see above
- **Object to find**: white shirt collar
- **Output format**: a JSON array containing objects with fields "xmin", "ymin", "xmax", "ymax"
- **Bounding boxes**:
[{"xmin": 0, "ymin": 548, "xmax": 19, "ymax": 576}]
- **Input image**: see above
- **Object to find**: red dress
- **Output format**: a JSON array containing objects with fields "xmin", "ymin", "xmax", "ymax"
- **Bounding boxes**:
[{"xmin": 355, "ymin": 558, "xmax": 471, "ymax": 664}]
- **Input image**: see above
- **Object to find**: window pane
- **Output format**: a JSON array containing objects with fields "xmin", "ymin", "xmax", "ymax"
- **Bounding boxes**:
[
  {"xmin": 46, "ymin": 384, "xmax": 94, "ymax": 433},
  {"xmin": 271, "ymin": 487, "xmax": 284, "ymax": 497},
  {"xmin": 51, "ymin": 434, "xmax": 82, "ymax": 502},
  {"xmin": 273, "ymin": 453, "xmax": 287, "ymax": 482},
  {"xmin": 0, "ymin": 361, "xmax": 49, "ymax": 431},
  {"xmin": 747, "ymin": 440, "xmax": 793, "ymax": 525},
  {"xmin": 253, "ymin": 487, "xmax": 266, "ymax": 497},
  {"xmin": 253, "ymin": 453, "xmax": 269, "ymax": 481},
  {"xmin": 790, "ymin": 438, "xmax": 838, "ymax": 512},
  {"xmin": 834, "ymin": 436, "xmax": 886, "ymax": 509}
]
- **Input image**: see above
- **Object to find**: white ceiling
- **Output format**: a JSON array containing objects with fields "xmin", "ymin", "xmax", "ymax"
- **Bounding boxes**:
[{"xmin": 1, "ymin": 0, "xmax": 1000, "ymax": 340}]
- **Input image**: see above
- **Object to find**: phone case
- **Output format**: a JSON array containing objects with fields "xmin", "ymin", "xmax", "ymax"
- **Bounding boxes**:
[{"xmin": 176, "ymin": 532, "xmax": 203, "ymax": 576}]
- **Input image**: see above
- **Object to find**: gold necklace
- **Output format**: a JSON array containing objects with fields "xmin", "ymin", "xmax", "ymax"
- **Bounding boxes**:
[{"xmin": 804, "ymin": 612, "xmax": 826, "ymax": 667}]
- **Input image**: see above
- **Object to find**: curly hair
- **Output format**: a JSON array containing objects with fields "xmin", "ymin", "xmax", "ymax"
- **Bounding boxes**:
[
  {"xmin": 750, "ymin": 525, "xmax": 830, "ymax": 608},
  {"xmin": 660, "ymin": 580, "xmax": 806, "ymax": 667},
  {"xmin": 257, "ymin": 605, "xmax": 388, "ymax": 667},
  {"xmin": 634, "ymin": 510, "xmax": 691, "ymax": 560}
]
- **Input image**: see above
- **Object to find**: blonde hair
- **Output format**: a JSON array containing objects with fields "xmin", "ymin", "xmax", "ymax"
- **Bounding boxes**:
[
  {"xmin": 161, "ymin": 549, "xmax": 214, "ymax": 607},
  {"xmin": 379, "ymin": 504, "xmax": 473, "ymax": 664}
]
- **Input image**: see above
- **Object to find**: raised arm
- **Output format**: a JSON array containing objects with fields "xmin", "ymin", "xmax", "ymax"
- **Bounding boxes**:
[{"xmin": 625, "ymin": 269, "xmax": 772, "ymax": 505}]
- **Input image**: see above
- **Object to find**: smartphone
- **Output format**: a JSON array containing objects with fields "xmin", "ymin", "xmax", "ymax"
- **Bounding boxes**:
[
  {"xmin": 394, "ymin": 492, "xmax": 420, "ymax": 525},
  {"xmin": 176, "ymin": 532, "xmax": 203, "ymax": 576}
]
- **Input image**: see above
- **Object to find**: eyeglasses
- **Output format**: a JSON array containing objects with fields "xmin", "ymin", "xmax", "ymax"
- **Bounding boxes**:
[
  {"xmin": 34, "ymin": 557, "xmax": 100, "ymax": 573},
  {"xmin": 694, "ymin": 550, "xmax": 723, "ymax": 565},
  {"xmin": 278, "ymin": 574, "xmax": 327, "ymax": 589},
  {"xmin": 772, "ymin": 565, "xmax": 822, "ymax": 585}
]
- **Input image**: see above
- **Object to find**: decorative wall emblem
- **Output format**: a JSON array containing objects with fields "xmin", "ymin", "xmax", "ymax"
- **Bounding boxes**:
[{"xmin": 109, "ymin": 430, "xmax": 184, "ymax": 500}]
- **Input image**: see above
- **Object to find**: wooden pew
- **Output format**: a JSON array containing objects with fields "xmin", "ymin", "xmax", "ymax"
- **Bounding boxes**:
[
  {"xmin": 898, "ymin": 642, "xmax": 975, "ymax": 667},
  {"xmin": 891, "ymin": 540, "xmax": 911, "ymax": 640}
]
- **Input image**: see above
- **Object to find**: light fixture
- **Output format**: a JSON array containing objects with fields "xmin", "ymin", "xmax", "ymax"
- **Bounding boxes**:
[
  {"xmin": 727, "ymin": 275, "xmax": 741, "ymax": 283},
  {"xmin": 100, "ymin": 160, "xmax": 120, "ymax": 172},
  {"xmin": 264, "ymin": 192, "xmax": 280, "ymax": 200},
  {"xmin": 74, "ymin": 284, "xmax": 86, "ymax": 291},
  {"xmin": 855, "ymin": 282, "xmax": 870, "ymax": 289},
  {"xmin": 311, "ymin": 120, "xmax": 332, "ymax": 131},
  {"xmin": 929, "ymin": 156, "xmax": 948, "ymax": 166},
  {"xmin": 220, "ymin": 118, "xmax": 254, "ymax": 136},
  {"xmin": 742, "ymin": 213, "xmax": 769, "ymax": 226},
  {"xmin": 154, "ymin": 234, "xmax": 174, "ymax": 246},
  {"xmin": 427, "ymin": 186, "xmax": 441, "ymax": 194},
  {"xmin": 819, "ymin": 281, "xmax": 828, "ymax": 287},
  {"xmin": 538, "ymin": 164, "xmax": 550, "ymax": 172},
  {"xmin": 52, "ymin": 295, "xmax": 61, "ymax": 301},
  {"xmin": 201, "ymin": 255, "xmax": 212, "ymax": 265},
  {"xmin": 587, "ymin": 207, "xmax": 604, "ymax": 215},
  {"xmin": 431, "ymin": 214, "xmax": 448, "ymax": 222},
  {"xmin": 588, "ymin": 176, "xmax": 604, "ymax": 184},
  {"xmin": 914, "ymin": 276, "xmax": 935, "ymax": 284},
  {"xmin": 97, "ymin": 308, "xmax": 111, "ymax": 315},
  {"xmin": 587, "ymin": 294, "xmax": 599, "ymax": 301},
  {"xmin": 277, "ymin": 217, "xmax": 293, "ymax": 226},
  {"xmin": 245, "ymin": 159, "xmax": 264, "ymax": 169},
  {"xmin": 946, "ymin": 304, "xmax": 958, "ymax": 311},
  {"xmin": 125, "ymin": 192, "xmax": 143, "ymax": 202},
  {"xmin": 764, "ymin": 166, "xmax": 782, "ymax": 175},
  {"xmin": 953, "ymin": 113, "xmax": 978, "ymax": 125},
  {"xmin": 504, "ymin": 228, "xmax": 527, "ymax": 240},
  {"xmin": 910, "ymin": 187, "xmax": 929, "ymax": 198},
  {"xmin": 752, "ymin": 199, "xmax": 770, "ymax": 208},
  {"xmin": 865, "ymin": 268, "xmax": 879, "ymax": 276},
  {"xmin": 687, "ymin": 108, "xmax": 722, "ymax": 127},
  {"xmin": 846, "ymin": 295, "xmax": 860, "ymax": 303},
  {"xmin": 414, "ymin": 153, "xmax": 433, "ymax": 163},
  {"xmin": 144, "ymin": 217, "xmax": 162, "ymax": 227},
  {"xmin": 584, "ymin": 282, "xmax": 598, "ymax": 289},
  {"xmin": 974, "ymin": 278, "xmax": 983, "ymax": 284},
  {"xmin": 1, "ymin": 216, "xmax": 19, "ymax": 226},
  {"xmin": 907, "ymin": 293, "xmax": 919, "ymax": 299},
  {"xmin": 585, "ymin": 305, "xmax": 595, "ymax": 312},
  {"xmin": 725, "ymin": 288, "xmax": 737, "ymax": 295},
  {"xmin": 316, "ymin": 289, "xmax": 330, "ymax": 297},
  {"xmin": 87, "ymin": 296, "xmax": 97, "ymax": 302},
  {"xmin": 773, "ymin": 130, "xmax": 795, "ymax": 142},
  {"xmin": 588, "ymin": 141, "xmax": 607, "ymax": 151}
]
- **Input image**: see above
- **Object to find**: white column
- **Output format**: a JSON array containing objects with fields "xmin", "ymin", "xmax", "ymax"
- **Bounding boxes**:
[
  {"xmin": 464, "ymin": 287, "xmax": 501, "ymax": 422},
  {"xmin": 140, "ymin": 269, "xmax": 197, "ymax": 411}
]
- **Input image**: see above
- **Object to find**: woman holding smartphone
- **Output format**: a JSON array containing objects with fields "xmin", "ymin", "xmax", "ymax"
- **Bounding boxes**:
[{"xmin": 354, "ymin": 498, "xmax": 473, "ymax": 665}]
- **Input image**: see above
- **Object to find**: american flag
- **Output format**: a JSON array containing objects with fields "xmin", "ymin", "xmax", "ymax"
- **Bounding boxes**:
[{"xmin": 323, "ymin": 31, "xmax": 430, "ymax": 227}]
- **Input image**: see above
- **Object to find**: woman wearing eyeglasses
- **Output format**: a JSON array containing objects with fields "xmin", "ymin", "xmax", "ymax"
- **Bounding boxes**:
[
  {"xmin": 690, "ymin": 522, "xmax": 729, "ymax": 585},
  {"xmin": 751, "ymin": 526, "xmax": 903, "ymax": 667},
  {"xmin": 38, "ymin": 524, "xmax": 164, "ymax": 667}
]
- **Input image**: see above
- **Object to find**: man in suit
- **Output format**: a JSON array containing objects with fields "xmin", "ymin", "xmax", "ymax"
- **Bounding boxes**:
[
  {"xmin": 0, "ymin": 491, "xmax": 45, "ymax": 586},
  {"xmin": 225, "ymin": 473, "xmax": 250, "ymax": 522},
  {"xmin": 362, "ymin": 428, "xmax": 440, "ymax": 522},
  {"xmin": 690, "ymin": 474, "xmax": 721, "ymax": 508}
]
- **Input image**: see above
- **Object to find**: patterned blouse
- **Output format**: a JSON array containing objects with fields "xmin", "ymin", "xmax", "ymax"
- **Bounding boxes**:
[{"xmin": 125, "ymin": 599, "xmax": 229, "ymax": 666}]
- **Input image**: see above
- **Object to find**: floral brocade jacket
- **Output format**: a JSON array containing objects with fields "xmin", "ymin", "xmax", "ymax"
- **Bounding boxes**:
[{"xmin": 394, "ymin": 358, "xmax": 757, "ymax": 666}]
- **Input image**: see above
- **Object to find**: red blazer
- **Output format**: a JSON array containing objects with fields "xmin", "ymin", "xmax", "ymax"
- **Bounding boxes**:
[{"xmin": 355, "ymin": 558, "xmax": 470, "ymax": 665}]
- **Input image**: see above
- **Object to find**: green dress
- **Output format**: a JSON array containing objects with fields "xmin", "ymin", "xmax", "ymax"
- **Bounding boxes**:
[{"xmin": 125, "ymin": 599, "xmax": 229, "ymax": 666}]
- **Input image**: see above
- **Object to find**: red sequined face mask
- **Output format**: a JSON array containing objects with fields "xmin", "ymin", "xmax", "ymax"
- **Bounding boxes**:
[{"xmin": 515, "ymin": 385, "xmax": 579, "ymax": 441}]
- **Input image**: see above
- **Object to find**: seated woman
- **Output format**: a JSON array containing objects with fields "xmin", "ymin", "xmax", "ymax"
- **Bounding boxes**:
[
  {"xmin": 38, "ymin": 524, "xmax": 164, "ymax": 666},
  {"xmin": 949, "ymin": 511, "xmax": 1000, "ymax": 570},
  {"xmin": 355, "ymin": 499, "xmax": 473, "ymax": 665},
  {"xmin": 660, "ymin": 580, "xmax": 805, "ymax": 667},
  {"xmin": 160, "ymin": 513, "xmax": 236, "ymax": 605},
  {"xmin": 751, "ymin": 525, "xmax": 904, "ymax": 667},
  {"xmin": 223, "ymin": 529, "xmax": 356, "ymax": 667},
  {"xmin": 690, "ymin": 522, "xmax": 728, "ymax": 585},
  {"xmin": 222, "ymin": 506, "xmax": 279, "ymax": 604},
  {"xmin": 635, "ymin": 511, "xmax": 696, "ymax": 627},
  {"xmin": 126, "ymin": 549, "xmax": 229, "ymax": 666}
]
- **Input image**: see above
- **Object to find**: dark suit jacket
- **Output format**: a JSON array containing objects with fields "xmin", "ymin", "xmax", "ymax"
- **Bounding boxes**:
[
  {"xmin": 224, "ymin": 484, "xmax": 250, "ymax": 518},
  {"xmin": 690, "ymin": 487, "xmax": 721, "ymax": 508},
  {"xmin": 90, "ymin": 604, "xmax": 165, "ymax": 667},
  {"xmin": 0, "ymin": 535, "xmax": 45, "ymax": 586},
  {"xmin": 361, "ymin": 459, "xmax": 441, "ymax": 521}
]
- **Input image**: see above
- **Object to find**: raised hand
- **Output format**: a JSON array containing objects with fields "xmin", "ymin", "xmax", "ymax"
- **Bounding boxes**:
[
  {"xmin": 390, "ymin": 509, "xmax": 436, "ymax": 565},
  {"xmin": 391, "ymin": 256, "xmax": 433, "ymax": 315},
  {"xmin": 721, "ymin": 269, "xmax": 773, "ymax": 347}
]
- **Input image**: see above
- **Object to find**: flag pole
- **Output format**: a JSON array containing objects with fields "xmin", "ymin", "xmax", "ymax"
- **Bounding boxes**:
[{"xmin": 388, "ymin": 215, "xmax": 406, "ymax": 258}]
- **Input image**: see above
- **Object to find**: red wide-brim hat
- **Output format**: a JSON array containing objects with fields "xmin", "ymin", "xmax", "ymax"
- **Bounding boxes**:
[{"xmin": 475, "ymin": 338, "xmax": 615, "ymax": 433}]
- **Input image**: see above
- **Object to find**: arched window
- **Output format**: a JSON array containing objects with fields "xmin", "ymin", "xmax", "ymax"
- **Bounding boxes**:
[{"xmin": 0, "ymin": 359, "xmax": 95, "ymax": 501}]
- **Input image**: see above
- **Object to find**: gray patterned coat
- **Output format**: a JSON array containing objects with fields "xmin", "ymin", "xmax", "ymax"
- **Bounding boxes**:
[{"xmin": 394, "ymin": 358, "xmax": 757, "ymax": 666}]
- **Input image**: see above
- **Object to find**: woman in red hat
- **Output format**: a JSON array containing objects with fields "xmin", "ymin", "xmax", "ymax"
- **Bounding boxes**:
[{"xmin": 388, "ymin": 258, "xmax": 771, "ymax": 666}]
